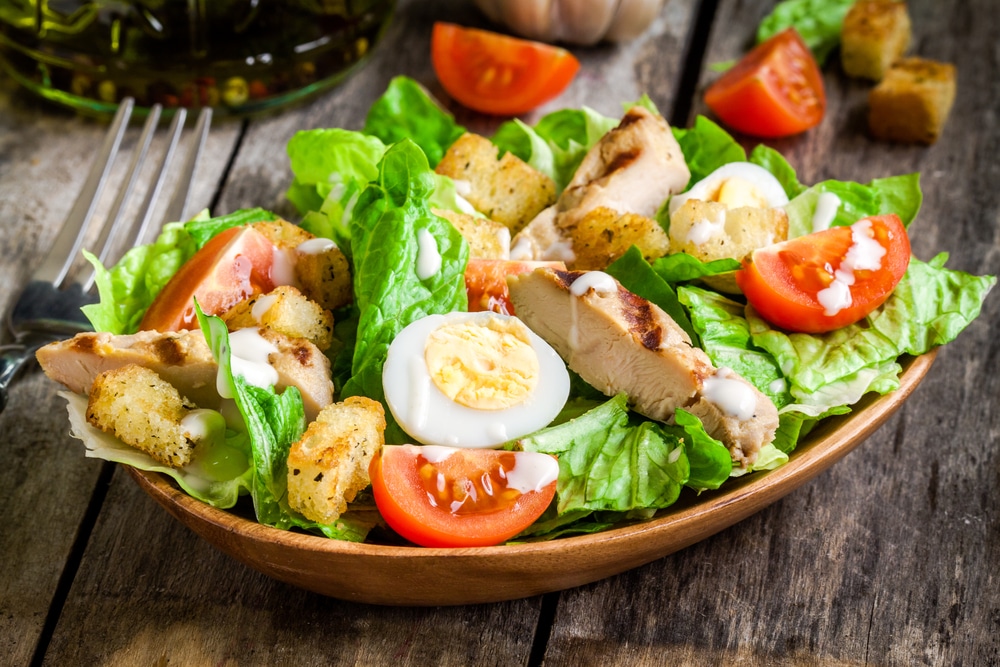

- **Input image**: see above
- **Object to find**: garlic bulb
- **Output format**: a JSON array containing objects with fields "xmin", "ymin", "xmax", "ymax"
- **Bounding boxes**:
[{"xmin": 474, "ymin": 0, "xmax": 666, "ymax": 45}]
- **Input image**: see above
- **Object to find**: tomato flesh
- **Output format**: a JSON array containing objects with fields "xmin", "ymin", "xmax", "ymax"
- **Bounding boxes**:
[
  {"xmin": 140, "ymin": 225, "xmax": 282, "ymax": 331},
  {"xmin": 431, "ymin": 22, "xmax": 580, "ymax": 116},
  {"xmin": 465, "ymin": 259, "xmax": 566, "ymax": 315},
  {"xmin": 369, "ymin": 445, "xmax": 558, "ymax": 548},
  {"xmin": 736, "ymin": 214, "xmax": 910, "ymax": 333},
  {"xmin": 705, "ymin": 28, "xmax": 825, "ymax": 138}
]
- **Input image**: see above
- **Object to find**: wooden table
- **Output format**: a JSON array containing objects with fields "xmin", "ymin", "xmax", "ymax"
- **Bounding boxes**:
[{"xmin": 2, "ymin": 1, "xmax": 997, "ymax": 664}]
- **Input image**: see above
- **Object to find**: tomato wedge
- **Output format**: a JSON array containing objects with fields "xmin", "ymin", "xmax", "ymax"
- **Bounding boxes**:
[
  {"xmin": 431, "ymin": 22, "xmax": 580, "ymax": 116},
  {"xmin": 369, "ymin": 444, "xmax": 558, "ymax": 548},
  {"xmin": 735, "ymin": 214, "xmax": 911, "ymax": 333},
  {"xmin": 465, "ymin": 259, "xmax": 566, "ymax": 315},
  {"xmin": 705, "ymin": 28, "xmax": 825, "ymax": 138}
]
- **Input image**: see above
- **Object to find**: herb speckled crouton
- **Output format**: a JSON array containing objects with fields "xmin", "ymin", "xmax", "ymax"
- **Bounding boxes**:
[
  {"xmin": 433, "ymin": 208, "xmax": 511, "ymax": 259},
  {"xmin": 222, "ymin": 285, "xmax": 334, "ymax": 351},
  {"xmin": 252, "ymin": 219, "xmax": 353, "ymax": 311},
  {"xmin": 869, "ymin": 57, "xmax": 956, "ymax": 144},
  {"xmin": 841, "ymin": 0, "xmax": 911, "ymax": 81},
  {"xmin": 435, "ymin": 133, "xmax": 557, "ymax": 235},
  {"xmin": 567, "ymin": 207, "xmax": 670, "ymax": 271},
  {"xmin": 668, "ymin": 199, "xmax": 788, "ymax": 293},
  {"xmin": 287, "ymin": 397, "xmax": 386, "ymax": 524},
  {"xmin": 86, "ymin": 364, "xmax": 197, "ymax": 468}
]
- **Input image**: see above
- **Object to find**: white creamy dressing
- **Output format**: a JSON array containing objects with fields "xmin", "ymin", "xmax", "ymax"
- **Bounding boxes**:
[
  {"xmin": 768, "ymin": 378, "xmax": 787, "ymax": 394},
  {"xmin": 295, "ymin": 237, "xmax": 337, "ymax": 255},
  {"xmin": 250, "ymin": 293, "xmax": 278, "ymax": 321},
  {"xmin": 504, "ymin": 451, "xmax": 560, "ymax": 493},
  {"xmin": 816, "ymin": 219, "xmax": 887, "ymax": 316},
  {"xmin": 685, "ymin": 208, "xmax": 727, "ymax": 246},
  {"xmin": 496, "ymin": 226, "xmax": 512, "ymax": 258},
  {"xmin": 667, "ymin": 446, "xmax": 683, "ymax": 464},
  {"xmin": 270, "ymin": 247, "xmax": 298, "ymax": 287},
  {"xmin": 702, "ymin": 367, "xmax": 756, "ymax": 421},
  {"xmin": 220, "ymin": 328, "xmax": 279, "ymax": 396},
  {"xmin": 452, "ymin": 179, "xmax": 473, "ymax": 198},
  {"xmin": 180, "ymin": 408, "xmax": 225, "ymax": 442},
  {"xmin": 569, "ymin": 271, "xmax": 618, "ymax": 297},
  {"xmin": 341, "ymin": 190, "xmax": 360, "ymax": 228},
  {"xmin": 542, "ymin": 237, "xmax": 576, "ymax": 263},
  {"xmin": 455, "ymin": 194, "xmax": 478, "ymax": 216},
  {"xmin": 415, "ymin": 228, "xmax": 442, "ymax": 280},
  {"xmin": 812, "ymin": 192, "xmax": 841, "ymax": 233},
  {"xmin": 509, "ymin": 235, "xmax": 533, "ymax": 261},
  {"xmin": 404, "ymin": 355, "xmax": 433, "ymax": 432}
]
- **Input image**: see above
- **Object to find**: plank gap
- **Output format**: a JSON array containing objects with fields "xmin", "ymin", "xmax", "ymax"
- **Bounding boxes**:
[
  {"xmin": 208, "ymin": 118, "xmax": 251, "ymax": 215},
  {"xmin": 668, "ymin": 0, "xmax": 721, "ymax": 129},
  {"xmin": 526, "ymin": 592, "xmax": 561, "ymax": 666},
  {"xmin": 29, "ymin": 461, "xmax": 115, "ymax": 667}
]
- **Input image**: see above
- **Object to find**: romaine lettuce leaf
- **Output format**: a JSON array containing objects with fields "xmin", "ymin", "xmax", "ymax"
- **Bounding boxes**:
[
  {"xmin": 784, "ymin": 174, "xmax": 922, "ymax": 238},
  {"xmin": 515, "ymin": 394, "xmax": 689, "ymax": 517},
  {"xmin": 286, "ymin": 129, "xmax": 386, "ymax": 251},
  {"xmin": 605, "ymin": 246, "xmax": 699, "ymax": 343},
  {"xmin": 341, "ymin": 139, "xmax": 470, "ymax": 443},
  {"xmin": 756, "ymin": 0, "xmax": 855, "ymax": 65},
  {"xmin": 362, "ymin": 76, "xmax": 466, "ymax": 169},
  {"xmin": 671, "ymin": 115, "xmax": 747, "ymax": 186},
  {"xmin": 671, "ymin": 409, "xmax": 732, "ymax": 490}
]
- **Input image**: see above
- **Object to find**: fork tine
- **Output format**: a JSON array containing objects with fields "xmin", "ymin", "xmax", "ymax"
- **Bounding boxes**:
[
  {"xmin": 35, "ymin": 98, "xmax": 134, "ymax": 289},
  {"xmin": 130, "ymin": 107, "xmax": 188, "ymax": 249},
  {"xmin": 162, "ymin": 106, "xmax": 212, "ymax": 225}
]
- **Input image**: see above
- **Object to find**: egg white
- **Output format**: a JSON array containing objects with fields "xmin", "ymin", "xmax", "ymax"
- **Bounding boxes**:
[{"xmin": 382, "ymin": 311, "xmax": 570, "ymax": 448}]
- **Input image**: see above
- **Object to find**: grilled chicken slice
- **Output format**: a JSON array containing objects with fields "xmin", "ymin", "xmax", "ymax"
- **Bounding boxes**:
[
  {"xmin": 36, "ymin": 328, "xmax": 333, "ymax": 421},
  {"xmin": 512, "ymin": 106, "xmax": 691, "ymax": 262},
  {"xmin": 507, "ymin": 268, "xmax": 778, "ymax": 467}
]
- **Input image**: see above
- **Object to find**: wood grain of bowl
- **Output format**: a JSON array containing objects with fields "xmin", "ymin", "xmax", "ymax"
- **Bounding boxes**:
[{"xmin": 127, "ymin": 352, "xmax": 936, "ymax": 606}]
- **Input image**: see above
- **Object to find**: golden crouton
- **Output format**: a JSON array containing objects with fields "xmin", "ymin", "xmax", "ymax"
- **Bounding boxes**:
[
  {"xmin": 869, "ymin": 57, "xmax": 956, "ymax": 144},
  {"xmin": 287, "ymin": 396, "xmax": 387, "ymax": 524},
  {"xmin": 669, "ymin": 200, "xmax": 788, "ymax": 293},
  {"xmin": 567, "ymin": 207, "xmax": 670, "ymax": 271},
  {"xmin": 222, "ymin": 286, "xmax": 334, "ymax": 351},
  {"xmin": 86, "ymin": 364, "xmax": 198, "ymax": 468},
  {"xmin": 433, "ymin": 208, "xmax": 510, "ymax": 260},
  {"xmin": 435, "ymin": 133, "xmax": 557, "ymax": 235},
  {"xmin": 294, "ymin": 242, "xmax": 353, "ymax": 312},
  {"xmin": 841, "ymin": 0, "xmax": 911, "ymax": 81},
  {"xmin": 252, "ymin": 218, "xmax": 353, "ymax": 311}
]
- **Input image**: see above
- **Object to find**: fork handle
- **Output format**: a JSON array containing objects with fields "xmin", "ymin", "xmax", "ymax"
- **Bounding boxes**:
[{"xmin": 0, "ymin": 343, "xmax": 42, "ymax": 413}]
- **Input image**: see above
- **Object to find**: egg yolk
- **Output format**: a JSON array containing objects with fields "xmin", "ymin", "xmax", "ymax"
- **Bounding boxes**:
[
  {"xmin": 715, "ymin": 177, "xmax": 769, "ymax": 209},
  {"xmin": 424, "ymin": 317, "xmax": 540, "ymax": 411}
]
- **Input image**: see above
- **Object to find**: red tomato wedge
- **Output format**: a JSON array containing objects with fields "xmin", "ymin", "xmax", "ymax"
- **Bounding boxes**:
[
  {"xmin": 431, "ymin": 22, "xmax": 580, "ymax": 116},
  {"xmin": 736, "ymin": 214, "xmax": 910, "ymax": 333},
  {"xmin": 369, "ymin": 445, "xmax": 558, "ymax": 548},
  {"xmin": 705, "ymin": 28, "xmax": 826, "ymax": 138},
  {"xmin": 466, "ymin": 259, "xmax": 566, "ymax": 315},
  {"xmin": 140, "ymin": 225, "xmax": 281, "ymax": 331}
]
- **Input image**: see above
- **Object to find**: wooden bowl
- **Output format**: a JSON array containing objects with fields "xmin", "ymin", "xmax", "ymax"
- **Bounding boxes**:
[{"xmin": 128, "ymin": 352, "xmax": 936, "ymax": 606}]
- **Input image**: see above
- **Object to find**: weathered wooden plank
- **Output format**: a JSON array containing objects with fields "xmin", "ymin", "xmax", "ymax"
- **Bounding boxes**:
[
  {"xmin": 0, "ymin": 74, "xmax": 241, "ymax": 665},
  {"xmin": 542, "ymin": 0, "xmax": 1000, "ymax": 664}
]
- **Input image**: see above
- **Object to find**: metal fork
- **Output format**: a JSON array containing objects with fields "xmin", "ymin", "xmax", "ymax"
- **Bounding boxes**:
[{"xmin": 0, "ymin": 98, "xmax": 212, "ymax": 412}]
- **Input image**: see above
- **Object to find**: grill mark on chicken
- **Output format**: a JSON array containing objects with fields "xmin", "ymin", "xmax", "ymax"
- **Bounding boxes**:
[
  {"xmin": 602, "ymin": 149, "xmax": 641, "ymax": 177},
  {"xmin": 616, "ymin": 109, "xmax": 644, "ymax": 128},
  {"xmin": 152, "ymin": 336, "xmax": 185, "ymax": 366},
  {"xmin": 292, "ymin": 343, "xmax": 311, "ymax": 366},
  {"xmin": 70, "ymin": 334, "xmax": 99, "ymax": 354},
  {"xmin": 618, "ymin": 289, "xmax": 663, "ymax": 351}
]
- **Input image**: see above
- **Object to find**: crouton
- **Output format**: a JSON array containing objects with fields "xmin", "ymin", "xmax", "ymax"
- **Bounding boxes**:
[
  {"xmin": 435, "ymin": 133, "xmax": 557, "ymax": 235},
  {"xmin": 668, "ymin": 199, "xmax": 788, "ymax": 293},
  {"xmin": 564, "ymin": 206, "xmax": 670, "ymax": 271},
  {"xmin": 86, "ymin": 364, "xmax": 199, "ymax": 468},
  {"xmin": 433, "ymin": 208, "xmax": 511, "ymax": 260},
  {"xmin": 222, "ymin": 286, "xmax": 334, "ymax": 351},
  {"xmin": 252, "ymin": 218, "xmax": 353, "ymax": 311},
  {"xmin": 287, "ymin": 396, "xmax": 387, "ymax": 524},
  {"xmin": 869, "ymin": 57, "xmax": 956, "ymax": 144},
  {"xmin": 841, "ymin": 0, "xmax": 911, "ymax": 81}
]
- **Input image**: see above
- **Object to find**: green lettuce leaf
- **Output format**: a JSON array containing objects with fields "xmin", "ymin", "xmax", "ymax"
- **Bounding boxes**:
[
  {"xmin": 515, "ymin": 394, "xmax": 689, "ymax": 517},
  {"xmin": 605, "ymin": 246, "xmax": 698, "ymax": 343},
  {"xmin": 672, "ymin": 115, "xmax": 747, "ymax": 186},
  {"xmin": 341, "ymin": 139, "xmax": 470, "ymax": 443},
  {"xmin": 670, "ymin": 409, "xmax": 732, "ymax": 490},
  {"xmin": 749, "ymin": 144, "xmax": 807, "ymax": 198},
  {"xmin": 362, "ymin": 76, "xmax": 466, "ymax": 169},
  {"xmin": 197, "ymin": 307, "xmax": 372, "ymax": 541},
  {"xmin": 784, "ymin": 174, "xmax": 922, "ymax": 238},
  {"xmin": 61, "ymin": 391, "xmax": 252, "ymax": 507},
  {"xmin": 756, "ymin": 0, "xmax": 856, "ymax": 65}
]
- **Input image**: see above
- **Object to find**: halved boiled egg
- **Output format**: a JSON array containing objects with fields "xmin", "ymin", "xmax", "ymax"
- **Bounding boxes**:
[
  {"xmin": 382, "ymin": 311, "xmax": 570, "ymax": 448},
  {"xmin": 668, "ymin": 161, "xmax": 789, "ymax": 215}
]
